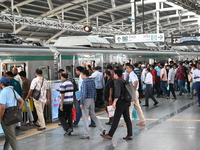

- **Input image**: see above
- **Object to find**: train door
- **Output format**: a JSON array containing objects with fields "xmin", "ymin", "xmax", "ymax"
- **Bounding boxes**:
[
  {"xmin": 2, "ymin": 62, "xmax": 26, "ymax": 76},
  {"xmin": 65, "ymin": 65, "xmax": 73, "ymax": 78}
]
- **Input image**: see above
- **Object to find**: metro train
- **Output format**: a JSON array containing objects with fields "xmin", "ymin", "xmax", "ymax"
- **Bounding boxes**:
[{"xmin": 0, "ymin": 44, "xmax": 199, "ymax": 81}]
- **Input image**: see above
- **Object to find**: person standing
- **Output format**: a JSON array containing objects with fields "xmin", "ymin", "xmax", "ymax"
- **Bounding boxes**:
[
  {"xmin": 6, "ymin": 71, "xmax": 22, "ymax": 129},
  {"xmin": 26, "ymin": 69, "xmax": 50, "ymax": 131},
  {"xmin": 154, "ymin": 62, "xmax": 162, "ymax": 98},
  {"xmin": 126, "ymin": 64, "xmax": 146, "ymax": 126},
  {"xmin": 176, "ymin": 62, "xmax": 187, "ymax": 96},
  {"xmin": 167, "ymin": 65, "xmax": 176, "ymax": 99},
  {"xmin": 19, "ymin": 71, "xmax": 34, "ymax": 125},
  {"xmin": 193, "ymin": 63, "xmax": 200, "ymax": 106},
  {"xmin": 90, "ymin": 67, "xmax": 105, "ymax": 108},
  {"xmin": 0, "ymin": 77, "xmax": 24, "ymax": 150},
  {"xmin": 104, "ymin": 70, "xmax": 114, "ymax": 125},
  {"xmin": 58, "ymin": 72, "xmax": 74, "ymax": 136},
  {"xmin": 150, "ymin": 65, "xmax": 159, "ymax": 97},
  {"xmin": 12, "ymin": 67, "xmax": 22, "ymax": 87},
  {"xmin": 79, "ymin": 70, "xmax": 106, "ymax": 140},
  {"xmin": 101, "ymin": 69, "xmax": 132, "ymax": 140},
  {"xmin": 143, "ymin": 68, "xmax": 158, "ymax": 107},
  {"xmin": 160, "ymin": 63, "xmax": 168, "ymax": 98}
]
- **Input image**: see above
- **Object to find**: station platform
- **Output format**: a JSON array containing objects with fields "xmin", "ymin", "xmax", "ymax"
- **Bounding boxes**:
[{"xmin": 0, "ymin": 93, "xmax": 199, "ymax": 150}]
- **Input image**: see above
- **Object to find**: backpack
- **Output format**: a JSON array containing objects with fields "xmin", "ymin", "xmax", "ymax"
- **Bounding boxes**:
[
  {"xmin": 120, "ymin": 78, "xmax": 135, "ymax": 102},
  {"xmin": 68, "ymin": 78, "xmax": 78, "ymax": 92}
]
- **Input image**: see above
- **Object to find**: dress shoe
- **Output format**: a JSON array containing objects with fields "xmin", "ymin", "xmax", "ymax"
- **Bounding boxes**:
[
  {"xmin": 142, "ymin": 105, "xmax": 149, "ymax": 107},
  {"xmin": 73, "ymin": 124, "xmax": 78, "ymax": 127},
  {"xmin": 154, "ymin": 102, "xmax": 158, "ymax": 106},
  {"xmin": 100, "ymin": 134, "xmax": 112, "ymax": 140},
  {"xmin": 89, "ymin": 124, "xmax": 96, "ymax": 127},
  {"xmin": 123, "ymin": 136, "xmax": 133, "ymax": 140},
  {"xmin": 136, "ymin": 122, "xmax": 146, "ymax": 126},
  {"xmin": 105, "ymin": 122, "xmax": 112, "ymax": 125},
  {"xmin": 35, "ymin": 124, "xmax": 40, "ymax": 127},
  {"xmin": 37, "ymin": 127, "xmax": 46, "ymax": 131}
]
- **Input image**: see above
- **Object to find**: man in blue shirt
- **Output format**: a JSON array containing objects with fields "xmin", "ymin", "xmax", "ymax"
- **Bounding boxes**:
[
  {"xmin": 0, "ymin": 77, "xmax": 24, "ymax": 150},
  {"xmin": 90, "ymin": 67, "xmax": 105, "ymax": 108},
  {"xmin": 79, "ymin": 70, "xmax": 106, "ymax": 140}
]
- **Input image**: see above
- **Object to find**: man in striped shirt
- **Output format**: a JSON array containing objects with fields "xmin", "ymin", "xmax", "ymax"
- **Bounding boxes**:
[{"xmin": 59, "ymin": 72, "xmax": 74, "ymax": 136}]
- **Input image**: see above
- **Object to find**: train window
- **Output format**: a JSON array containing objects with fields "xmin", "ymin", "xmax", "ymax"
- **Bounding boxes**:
[
  {"xmin": 149, "ymin": 59, "xmax": 154, "ymax": 65},
  {"xmin": 2, "ymin": 63, "xmax": 26, "ymax": 76},
  {"xmin": 66, "ymin": 66, "xmax": 73, "ymax": 78},
  {"xmin": 39, "ymin": 66, "xmax": 50, "ymax": 80}
]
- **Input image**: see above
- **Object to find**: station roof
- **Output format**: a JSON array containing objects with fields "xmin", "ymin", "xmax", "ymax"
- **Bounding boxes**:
[{"xmin": 0, "ymin": 0, "xmax": 199, "ymax": 44}]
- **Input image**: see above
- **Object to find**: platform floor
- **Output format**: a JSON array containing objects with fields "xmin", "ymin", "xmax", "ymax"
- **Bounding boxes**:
[{"xmin": 0, "ymin": 93, "xmax": 200, "ymax": 150}]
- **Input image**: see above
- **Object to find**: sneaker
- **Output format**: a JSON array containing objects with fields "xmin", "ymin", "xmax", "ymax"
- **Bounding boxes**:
[
  {"xmin": 79, "ymin": 136, "xmax": 90, "ymax": 140},
  {"xmin": 37, "ymin": 127, "xmax": 46, "ymax": 131},
  {"xmin": 136, "ymin": 122, "xmax": 146, "ymax": 126},
  {"xmin": 89, "ymin": 124, "xmax": 96, "ymax": 127},
  {"xmin": 73, "ymin": 124, "xmax": 78, "ymax": 127},
  {"xmin": 64, "ymin": 128, "xmax": 73, "ymax": 136}
]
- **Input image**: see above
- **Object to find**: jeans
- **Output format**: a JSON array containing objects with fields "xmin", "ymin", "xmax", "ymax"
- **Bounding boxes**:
[
  {"xmin": 196, "ymin": 82, "xmax": 200, "ymax": 104},
  {"xmin": 190, "ymin": 82, "xmax": 196, "ymax": 98},
  {"xmin": 167, "ymin": 83, "xmax": 176, "ymax": 99},
  {"xmin": 160, "ymin": 81, "xmax": 167, "ymax": 97},
  {"xmin": 178, "ymin": 80, "xmax": 187, "ymax": 95},
  {"xmin": 74, "ymin": 101, "xmax": 95, "ymax": 125}
]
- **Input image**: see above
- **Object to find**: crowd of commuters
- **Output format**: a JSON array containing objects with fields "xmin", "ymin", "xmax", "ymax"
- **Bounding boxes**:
[{"xmin": 1, "ymin": 59, "xmax": 200, "ymax": 149}]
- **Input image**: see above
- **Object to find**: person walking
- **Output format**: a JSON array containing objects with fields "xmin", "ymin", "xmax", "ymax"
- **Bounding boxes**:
[
  {"xmin": 58, "ymin": 72, "xmax": 74, "ymax": 136},
  {"xmin": 0, "ymin": 77, "xmax": 24, "ymax": 150},
  {"xmin": 125, "ymin": 64, "xmax": 146, "ymax": 126},
  {"xmin": 189, "ymin": 64, "xmax": 197, "ymax": 99},
  {"xmin": 19, "ymin": 71, "xmax": 34, "ymax": 125},
  {"xmin": 79, "ymin": 70, "xmax": 106, "ymax": 140},
  {"xmin": 193, "ymin": 63, "xmax": 200, "ymax": 106},
  {"xmin": 26, "ymin": 69, "xmax": 50, "ymax": 131},
  {"xmin": 73, "ymin": 66, "xmax": 95, "ymax": 127},
  {"xmin": 143, "ymin": 68, "xmax": 158, "ymax": 107},
  {"xmin": 176, "ymin": 62, "xmax": 187, "ymax": 96},
  {"xmin": 167, "ymin": 65, "xmax": 177, "ymax": 99},
  {"xmin": 101, "ymin": 69, "xmax": 132, "ymax": 140}
]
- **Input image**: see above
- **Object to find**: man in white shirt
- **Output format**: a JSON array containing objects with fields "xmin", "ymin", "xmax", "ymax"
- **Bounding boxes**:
[
  {"xmin": 189, "ymin": 64, "xmax": 197, "ymax": 99},
  {"xmin": 26, "ymin": 69, "xmax": 50, "ymax": 131},
  {"xmin": 126, "ymin": 64, "xmax": 146, "ymax": 126},
  {"xmin": 12, "ymin": 67, "xmax": 22, "ymax": 87},
  {"xmin": 143, "ymin": 68, "xmax": 158, "ymax": 107}
]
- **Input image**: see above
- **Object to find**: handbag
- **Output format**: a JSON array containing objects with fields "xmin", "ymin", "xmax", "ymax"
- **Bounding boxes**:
[
  {"xmin": 3, "ymin": 89, "xmax": 22, "ymax": 126},
  {"xmin": 32, "ymin": 78, "xmax": 44, "ymax": 100},
  {"xmin": 72, "ymin": 107, "xmax": 76, "ymax": 121},
  {"xmin": 132, "ymin": 106, "xmax": 139, "ymax": 120}
]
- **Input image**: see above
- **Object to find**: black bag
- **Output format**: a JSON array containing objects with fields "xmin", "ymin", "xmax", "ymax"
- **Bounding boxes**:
[
  {"xmin": 32, "ymin": 78, "xmax": 44, "ymax": 100},
  {"xmin": 69, "ymin": 78, "xmax": 78, "ymax": 92},
  {"xmin": 121, "ymin": 78, "xmax": 135, "ymax": 102},
  {"xmin": 3, "ymin": 89, "xmax": 22, "ymax": 126}
]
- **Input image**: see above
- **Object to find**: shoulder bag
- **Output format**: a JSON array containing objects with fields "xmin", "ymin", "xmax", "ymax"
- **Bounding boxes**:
[
  {"xmin": 3, "ymin": 89, "xmax": 22, "ymax": 126},
  {"xmin": 32, "ymin": 78, "xmax": 44, "ymax": 100}
]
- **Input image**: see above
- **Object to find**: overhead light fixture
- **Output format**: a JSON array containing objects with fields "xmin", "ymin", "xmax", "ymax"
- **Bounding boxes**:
[{"xmin": 83, "ymin": 25, "xmax": 92, "ymax": 32}]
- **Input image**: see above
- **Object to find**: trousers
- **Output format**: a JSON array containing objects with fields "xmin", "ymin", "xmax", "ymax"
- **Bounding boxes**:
[
  {"xmin": 81, "ymin": 98, "xmax": 104, "ymax": 136},
  {"xmin": 145, "ymin": 84, "xmax": 158, "ymax": 105},
  {"xmin": 130, "ymin": 91, "xmax": 145, "ymax": 122},
  {"xmin": 1, "ymin": 122, "xmax": 19, "ymax": 150},
  {"xmin": 58, "ymin": 104, "xmax": 73, "ymax": 131},
  {"xmin": 108, "ymin": 99, "xmax": 132, "ymax": 137},
  {"xmin": 33, "ymin": 100, "xmax": 46, "ymax": 128}
]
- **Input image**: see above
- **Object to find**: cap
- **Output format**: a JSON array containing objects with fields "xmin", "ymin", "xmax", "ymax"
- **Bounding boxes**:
[
  {"xmin": 141, "ymin": 64, "xmax": 145, "ymax": 67},
  {"xmin": 0, "ymin": 77, "xmax": 10, "ymax": 85}
]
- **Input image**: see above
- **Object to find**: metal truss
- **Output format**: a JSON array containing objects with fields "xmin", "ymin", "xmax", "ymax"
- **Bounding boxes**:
[
  {"xmin": 168, "ymin": 0, "xmax": 200, "ymax": 14},
  {"xmin": 0, "ymin": 14, "xmax": 126, "ymax": 35}
]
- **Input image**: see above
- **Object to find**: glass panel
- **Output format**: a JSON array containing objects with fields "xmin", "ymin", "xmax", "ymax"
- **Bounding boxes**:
[
  {"xmin": 2, "ymin": 63, "xmax": 26, "ymax": 76},
  {"xmin": 66, "ymin": 66, "xmax": 73, "ymax": 78},
  {"xmin": 39, "ymin": 66, "xmax": 50, "ymax": 80}
]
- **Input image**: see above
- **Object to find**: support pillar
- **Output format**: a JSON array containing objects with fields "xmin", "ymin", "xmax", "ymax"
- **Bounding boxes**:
[
  {"xmin": 130, "ymin": 0, "xmax": 135, "ymax": 34},
  {"xmin": 156, "ymin": 1, "xmax": 160, "ymax": 34}
]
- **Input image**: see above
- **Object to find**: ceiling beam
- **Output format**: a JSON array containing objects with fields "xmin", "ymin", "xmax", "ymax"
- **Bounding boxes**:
[{"xmin": 47, "ymin": 0, "xmax": 62, "ymax": 22}]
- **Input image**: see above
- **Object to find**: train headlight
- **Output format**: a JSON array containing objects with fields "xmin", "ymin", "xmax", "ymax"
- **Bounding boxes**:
[{"xmin": 83, "ymin": 25, "xmax": 92, "ymax": 32}]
